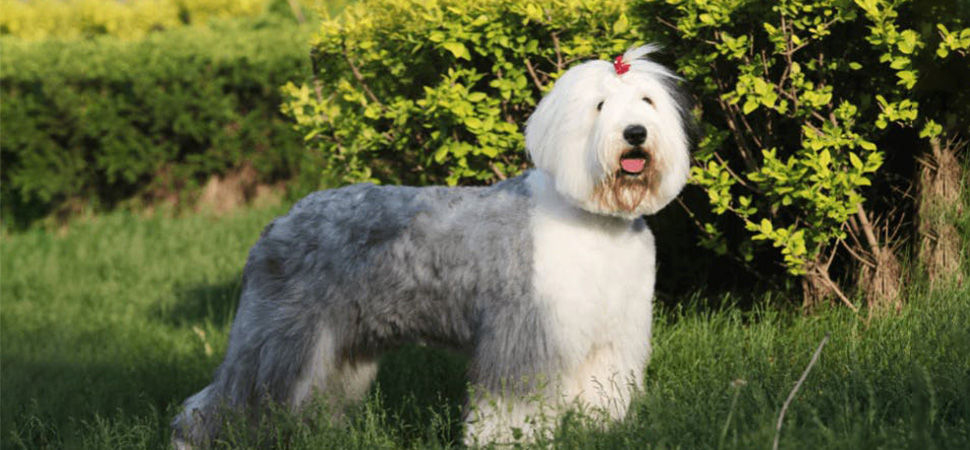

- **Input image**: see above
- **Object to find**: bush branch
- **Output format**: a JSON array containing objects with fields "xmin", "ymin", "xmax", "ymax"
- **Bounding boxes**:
[
  {"xmin": 523, "ymin": 58, "xmax": 545, "ymax": 91},
  {"xmin": 489, "ymin": 162, "xmax": 507, "ymax": 180},
  {"xmin": 817, "ymin": 265, "xmax": 859, "ymax": 312},
  {"xmin": 343, "ymin": 49, "xmax": 384, "ymax": 109},
  {"xmin": 855, "ymin": 203, "xmax": 882, "ymax": 254},
  {"xmin": 552, "ymin": 31, "xmax": 564, "ymax": 72}
]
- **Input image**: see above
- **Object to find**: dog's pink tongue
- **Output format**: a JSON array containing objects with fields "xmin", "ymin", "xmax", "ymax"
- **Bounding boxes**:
[{"xmin": 621, "ymin": 158, "xmax": 646, "ymax": 174}]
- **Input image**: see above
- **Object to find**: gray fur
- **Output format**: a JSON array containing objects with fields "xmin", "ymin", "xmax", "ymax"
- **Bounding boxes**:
[{"xmin": 172, "ymin": 174, "xmax": 560, "ymax": 445}]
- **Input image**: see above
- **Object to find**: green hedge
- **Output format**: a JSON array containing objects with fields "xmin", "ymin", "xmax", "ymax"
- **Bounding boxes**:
[
  {"xmin": 1, "ymin": 19, "xmax": 315, "ymax": 228},
  {"xmin": 0, "ymin": 0, "xmax": 353, "ymax": 41},
  {"xmin": 283, "ymin": 0, "xmax": 639, "ymax": 187}
]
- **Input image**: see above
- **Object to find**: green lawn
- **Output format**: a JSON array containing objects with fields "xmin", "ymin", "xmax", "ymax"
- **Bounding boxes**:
[{"xmin": 2, "ymin": 206, "xmax": 968, "ymax": 449}]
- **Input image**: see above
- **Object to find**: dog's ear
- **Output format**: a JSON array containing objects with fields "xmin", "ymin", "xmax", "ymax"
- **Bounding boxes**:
[
  {"xmin": 662, "ymin": 76, "xmax": 699, "ymax": 153},
  {"xmin": 524, "ymin": 90, "xmax": 553, "ymax": 166}
]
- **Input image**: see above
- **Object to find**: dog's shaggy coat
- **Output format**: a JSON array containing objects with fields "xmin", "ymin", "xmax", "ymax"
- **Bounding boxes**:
[{"xmin": 172, "ymin": 45, "xmax": 691, "ymax": 447}]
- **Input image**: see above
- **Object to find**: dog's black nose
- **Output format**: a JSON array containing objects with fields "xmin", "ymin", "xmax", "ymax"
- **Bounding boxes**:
[{"xmin": 623, "ymin": 125, "xmax": 647, "ymax": 146}]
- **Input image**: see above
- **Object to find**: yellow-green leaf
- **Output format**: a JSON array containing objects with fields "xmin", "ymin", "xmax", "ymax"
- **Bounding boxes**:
[
  {"xmin": 442, "ymin": 42, "xmax": 470, "ymax": 60},
  {"xmin": 760, "ymin": 219, "xmax": 773, "ymax": 235},
  {"xmin": 897, "ymin": 29, "xmax": 920, "ymax": 55},
  {"xmin": 613, "ymin": 13, "xmax": 630, "ymax": 34},
  {"xmin": 742, "ymin": 99, "xmax": 758, "ymax": 114},
  {"xmin": 819, "ymin": 149, "xmax": 831, "ymax": 167},
  {"xmin": 920, "ymin": 120, "xmax": 942, "ymax": 139},
  {"xmin": 849, "ymin": 152, "xmax": 863, "ymax": 170},
  {"xmin": 433, "ymin": 146, "xmax": 449, "ymax": 163}
]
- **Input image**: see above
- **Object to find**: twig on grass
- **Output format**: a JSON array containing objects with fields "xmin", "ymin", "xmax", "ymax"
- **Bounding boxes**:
[
  {"xmin": 719, "ymin": 378, "xmax": 747, "ymax": 448},
  {"xmin": 773, "ymin": 333, "xmax": 830, "ymax": 450}
]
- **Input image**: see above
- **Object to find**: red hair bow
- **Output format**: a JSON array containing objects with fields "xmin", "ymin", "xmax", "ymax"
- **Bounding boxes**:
[{"xmin": 613, "ymin": 55, "xmax": 630, "ymax": 75}]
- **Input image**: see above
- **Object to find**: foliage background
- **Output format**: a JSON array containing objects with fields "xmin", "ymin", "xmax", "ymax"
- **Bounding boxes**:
[
  {"xmin": 1, "ymin": 0, "xmax": 969, "ymax": 448},
  {"xmin": 284, "ymin": 0, "xmax": 970, "ymax": 302},
  {"xmin": 0, "ymin": 0, "xmax": 322, "ymax": 40},
  {"xmin": 5, "ymin": 1, "xmax": 967, "ymax": 297}
]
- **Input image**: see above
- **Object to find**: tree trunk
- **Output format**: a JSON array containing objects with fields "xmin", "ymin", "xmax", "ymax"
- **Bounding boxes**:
[
  {"xmin": 801, "ymin": 259, "xmax": 835, "ymax": 312},
  {"xmin": 853, "ymin": 204, "xmax": 904, "ymax": 317},
  {"xmin": 858, "ymin": 246, "xmax": 903, "ymax": 317},
  {"xmin": 802, "ymin": 256, "xmax": 857, "ymax": 313},
  {"xmin": 918, "ymin": 138, "xmax": 965, "ymax": 288}
]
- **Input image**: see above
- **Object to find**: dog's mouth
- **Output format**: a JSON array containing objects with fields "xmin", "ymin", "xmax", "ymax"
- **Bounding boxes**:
[{"xmin": 619, "ymin": 148, "xmax": 650, "ymax": 176}]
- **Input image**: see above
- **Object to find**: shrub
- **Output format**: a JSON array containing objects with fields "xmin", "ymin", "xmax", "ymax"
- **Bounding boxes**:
[
  {"xmin": 0, "ymin": 19, "xmax": 315, "ymax": 228},
  {"xmin": 288, "ymin": 0, "xmax": 969, "ymax": 307},
  {"xmin": 283, "ymin": 0, "xmax": 641, "ymax": 188},
  {"xmin": 640, "ymin": 0, "xmax": 970, "ymax": 309}
]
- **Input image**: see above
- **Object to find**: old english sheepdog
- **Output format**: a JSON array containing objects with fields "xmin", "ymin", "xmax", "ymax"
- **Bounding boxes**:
[{"xmin": 172, "ymin": 45, "xmax": 692, "ymax": 447}]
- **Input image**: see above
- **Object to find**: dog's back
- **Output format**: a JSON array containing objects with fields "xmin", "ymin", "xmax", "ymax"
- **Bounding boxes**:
[
  {"xmin": 172, "ymin": 175, "xmax": 539, "ymax": 447},
  {"xmin": 245, "ymin": 176, "xmax": 536, "ymax": 348}
]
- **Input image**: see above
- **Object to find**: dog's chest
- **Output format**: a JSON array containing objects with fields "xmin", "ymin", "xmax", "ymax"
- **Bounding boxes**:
[{"xmin": 529, "ymin": 201, "xmax": 656, "ymax": 343}]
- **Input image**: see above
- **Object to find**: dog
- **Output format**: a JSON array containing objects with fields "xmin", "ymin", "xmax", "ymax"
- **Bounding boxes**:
[{"xmin": 171, "ymin": 44, "xmax": 691, "ymax": 447}]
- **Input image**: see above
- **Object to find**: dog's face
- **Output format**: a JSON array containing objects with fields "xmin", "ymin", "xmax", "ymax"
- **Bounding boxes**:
[{"xmin": 525, "ymin": 46, "xmax": 692, "ymax": 218}]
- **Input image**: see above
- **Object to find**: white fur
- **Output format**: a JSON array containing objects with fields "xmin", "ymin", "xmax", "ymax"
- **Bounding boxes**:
[
  {"xmin": 465, "ymin": 45, "xmax": 689, "ymax": 444},
  {"xmin": 525, "ymin": 45, "xmax": 690, "ymax": 218},
  {"xmin": 528, "ymin": 170, "xmax": 654, "ymax": 399},
  {"xmin": 464, "ymin": 170, "xmax": 658, "ymax": 445}
]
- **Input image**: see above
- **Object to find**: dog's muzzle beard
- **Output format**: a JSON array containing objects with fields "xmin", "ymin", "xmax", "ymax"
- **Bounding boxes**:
[{"xmin": 593, "ymin": 146, "xmax": 660, "ymax": 213}]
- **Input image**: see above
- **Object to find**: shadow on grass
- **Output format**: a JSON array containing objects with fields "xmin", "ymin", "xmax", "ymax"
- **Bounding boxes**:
[
  {"xmin": 1, "ymin": 352, "xmax": 209, "ymax": 450},
  {"xmin": 159, "ymin": 277, "xmax": 470, "ymax": 446},
  {"xmin": 7, "ymin": 315, "xmax": 469, "ymax": 449},
  {"xmin": 373, "ymin": 344, "xmax": 469, "ymax": 446},
  {"xmin": 160, "ymin": 275, "xmax": 244, "ymax": 327}
]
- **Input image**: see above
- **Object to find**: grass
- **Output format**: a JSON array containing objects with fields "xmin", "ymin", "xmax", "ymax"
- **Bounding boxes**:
[{"xmin": 2, "ymin": 205, "xmax": 969, "ymax": 449}]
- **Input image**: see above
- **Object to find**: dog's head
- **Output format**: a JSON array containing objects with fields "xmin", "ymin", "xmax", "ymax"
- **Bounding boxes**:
[{"xmin": 525, "ymin": 45, "xmax": 692, "ymax": 218}]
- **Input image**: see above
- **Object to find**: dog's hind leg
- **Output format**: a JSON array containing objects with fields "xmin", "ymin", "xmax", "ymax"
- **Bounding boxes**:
[
  {"xmin": 171, "ymin": 286, "xmax": 341, "ymax": 447},
  {"xmin": 275, "ymin": 322, "xmax": 339, "ymax": 409},
  {"xmin": 329, "ymin": 358, "xmax": 379, "ymax": 405}
]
